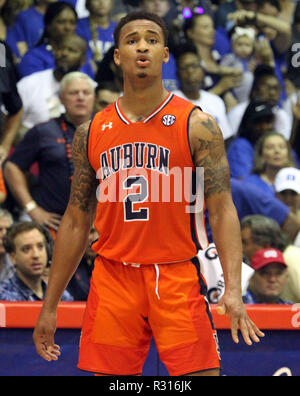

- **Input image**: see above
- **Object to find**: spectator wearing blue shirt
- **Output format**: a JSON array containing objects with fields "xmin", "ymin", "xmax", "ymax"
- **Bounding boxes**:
[
  {"xmin": 76, "ymin": 0, "xmax": 117, "ymax": 74},
  {"xmin": 12, "ymin": 0, "xmax": 58, "ymax": 59},
  {"xmin": 205, "ymin": 176, "xmax": 300, "ymax": 245},
  {"xmin": 0, "ymin": 221, "xmax": 73, "ymax": 301},
  {"xmin": 227, "ymin": 100, "xmax": 275, "ymax": 179},
  {"xmin": 3, "ymin": 72, "xmax": 95, "ymax": 234},
  {"xmin": 17, "ymin": 2, "xmax": 78, "ymax": 78}
]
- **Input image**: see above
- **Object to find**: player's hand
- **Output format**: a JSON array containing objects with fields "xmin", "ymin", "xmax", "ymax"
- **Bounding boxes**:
[
  {"xmin": 217, "ymin": 292, "xmax": 265, "ymax": 345},
  {"xmin": 33, "ymin": 311, "xmax": 61, "ymax": 362}
]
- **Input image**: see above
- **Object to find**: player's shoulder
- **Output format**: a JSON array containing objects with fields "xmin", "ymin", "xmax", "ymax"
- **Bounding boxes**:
[{"xmin": 171, "ymin": 93, "xmax": 199, "ymax": 111}]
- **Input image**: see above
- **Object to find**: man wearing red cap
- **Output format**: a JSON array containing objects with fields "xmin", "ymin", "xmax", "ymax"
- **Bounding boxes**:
[{"xmin": 243, "ymin": 248, "xmax": 292, "ymax": 304}]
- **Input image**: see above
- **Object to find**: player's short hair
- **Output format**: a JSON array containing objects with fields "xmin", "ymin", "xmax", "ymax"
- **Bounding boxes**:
[{"xmin": 113, "ymin": 11, "xmax": 169, "ymax": 48}]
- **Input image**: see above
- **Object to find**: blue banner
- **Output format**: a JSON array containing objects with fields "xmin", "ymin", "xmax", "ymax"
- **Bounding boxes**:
[{"xmin": 0, "ymin": 329, "xmax": 299, "ymax": 376}]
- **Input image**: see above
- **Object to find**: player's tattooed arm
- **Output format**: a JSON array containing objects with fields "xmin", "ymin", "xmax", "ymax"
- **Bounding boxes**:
[
  {"xmin": 69, "ymin": 121, "xmax": 98, "ymax": 214},
  {"xmin": 189, "ymin": 109, "xmax": 231, "ymax": 199}
]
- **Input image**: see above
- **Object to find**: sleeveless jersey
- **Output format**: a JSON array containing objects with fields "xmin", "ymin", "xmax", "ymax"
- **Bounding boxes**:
[{"xmin": 88, "ymin": 93, "xmax": 209, "ymax": 264}]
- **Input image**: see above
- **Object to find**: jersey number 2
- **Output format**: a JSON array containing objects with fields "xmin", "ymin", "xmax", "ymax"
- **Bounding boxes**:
[{"xmin": 123, "ymin": 176, "xmax": 149, "ymax": 221}]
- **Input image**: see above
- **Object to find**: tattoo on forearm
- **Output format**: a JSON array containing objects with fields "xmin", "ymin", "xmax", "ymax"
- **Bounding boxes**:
[
  {"xmin": 194, "ymin": 118, "xmax": 230, "ymax": 198},
  {"xmin": 69, "ymin": 122, "xmax": 98, "ymax": 212}
]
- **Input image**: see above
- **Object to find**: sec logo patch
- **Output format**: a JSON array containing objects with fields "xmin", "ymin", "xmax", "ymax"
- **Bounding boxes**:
[{"xmin": 162, "ymin": 114, "xmax": 176, "ymax": 126}]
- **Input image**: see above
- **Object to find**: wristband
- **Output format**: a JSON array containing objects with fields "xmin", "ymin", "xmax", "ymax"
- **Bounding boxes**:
[{"xmin": 24, "ymin": 200, "xmax": 37, "ymax": 213}]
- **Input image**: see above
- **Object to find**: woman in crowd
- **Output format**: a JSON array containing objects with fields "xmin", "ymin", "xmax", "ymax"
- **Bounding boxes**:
[
  {"xmin": 17, "ymin": 1, "xmax": 78, "ymax": 77},
  {"xmin": 243, "ymin": 131, "xmax": 296, "ymax": 195}
]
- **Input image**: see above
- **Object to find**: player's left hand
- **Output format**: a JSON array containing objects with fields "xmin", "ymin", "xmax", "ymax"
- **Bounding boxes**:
[{"xmin": 217, "ymin": 292, "xmax": 265, "ymax": 345}]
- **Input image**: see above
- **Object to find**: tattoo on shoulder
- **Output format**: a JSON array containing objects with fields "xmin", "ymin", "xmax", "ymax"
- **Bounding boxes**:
[
  {"xmin": 69, "ymin": 121, "xmax": 98, "ymax": 212},
  {"xmin": 193, "ymin": 115, "xmax": 230, "ymax": 198}
]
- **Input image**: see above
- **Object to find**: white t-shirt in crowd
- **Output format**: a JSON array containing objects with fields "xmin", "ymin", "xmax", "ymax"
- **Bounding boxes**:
[
  {"xmin": 173, "ymin": 90, "xmax": 234, "ymax": 141},
  {"xmin": 17, "ymin": 69, "xmax": 64, "ymax": 129},
  {"xmin": 197, "ymin": 243, "xmax": 254, "ymax": 304}
]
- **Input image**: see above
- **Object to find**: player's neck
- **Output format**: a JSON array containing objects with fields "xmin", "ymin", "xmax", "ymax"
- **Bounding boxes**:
[{"xmin": 120, "ymin": 82, "xmax": 169, "ymax": 123}]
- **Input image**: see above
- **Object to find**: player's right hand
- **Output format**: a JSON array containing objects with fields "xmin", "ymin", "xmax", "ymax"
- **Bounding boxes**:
[{"xmin": 33, "ymin": 311, "xmax": 61, "ymax": 362}]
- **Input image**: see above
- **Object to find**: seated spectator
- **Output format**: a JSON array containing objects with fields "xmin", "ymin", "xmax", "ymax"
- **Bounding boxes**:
[
  {"xmin": 3, "ymin": 72, "xmax": 95, "ymax": 235},
  {"xmin": 243, "ymin": 248, "xmax": 291, "ymax": 304},
  {"xmin": 94, "ymin": 81, "xmax": 121, "ymax": 113},
  {"xmin": 241, "ymin": 214, "xmax": 300, "ymax": 302},
  {"xmin": 17, "ymin": 2, "xmax": 78, "ymax": 78},
  {"xmin": 183, "ymin": 12, "xmax": 242, "ymax": 110},
  {"xmin": 197, "ymin": 242, "xmax": 254, "ymax": 304},
  {"xmin": 0, "ymin": 221, "xmax": 73, "ymax": 301},
  {"xmin": 76, "ymin": 0, "xmax": 117, "ymax": 72},
  {"xmin": 0, "ymin": 209, "xmax": 14, "ymax": 283},
  {"xmin": 173, "ymin": 45, "xmax": 234, "ymax": 143},
  {"xmin": 220, "ymin": 26, "xmax": 256, "ymax": 102},
  {"xmin": 228, "ymin": 65, "xmax": 293, "ymax": 140},
  {"xmin": 275, "ymin": 167, "xmax": 300, "ymax": 223},
  {"xmin": 17, "ymin": 34, "xmax": 89, "ymax": 131},
  {"xmin": 243, "ymin": 131, "xmax": 295, "ymax": 195},
  {"xmin": 12, "ymin": 0, "xmax": 58, "ymax": 58},
  {"xmin": 227, "ymin": 100, "xmax": 275, "ymax": 178},
  {"xmin": 0, "ymin": 41, "xmax": 23, "ymax": 162},
  {"xmin": 67, "ymin": 225, "xmax": 98, "ymax": 300}
]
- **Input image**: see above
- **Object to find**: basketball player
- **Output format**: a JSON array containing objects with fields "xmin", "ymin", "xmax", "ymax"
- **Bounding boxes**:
[{"xmin": 33, "ymin": 12, "xmax": 264, "ymax": 376}]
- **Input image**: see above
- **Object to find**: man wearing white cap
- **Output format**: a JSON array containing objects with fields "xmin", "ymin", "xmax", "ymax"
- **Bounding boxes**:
[{"xmin": 275, "ymin": 167, "xmax": 300, "ymax": 223}]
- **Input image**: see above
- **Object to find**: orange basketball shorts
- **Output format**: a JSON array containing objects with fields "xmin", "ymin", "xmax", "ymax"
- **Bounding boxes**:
[{"xmin": 77, "ymin": 255, "xmax": 221, "ymax": 376}]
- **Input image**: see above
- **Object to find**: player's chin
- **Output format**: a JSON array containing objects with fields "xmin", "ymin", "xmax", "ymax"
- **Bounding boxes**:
[{"xmin": 137, "ymin": 72, "xmax": 148, "ymax": 79}]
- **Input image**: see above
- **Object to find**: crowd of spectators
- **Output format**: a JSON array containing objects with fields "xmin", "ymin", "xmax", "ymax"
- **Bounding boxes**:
[{"xmin": 0, "ymin": 0, "xmax": 300, "ymax": 305}]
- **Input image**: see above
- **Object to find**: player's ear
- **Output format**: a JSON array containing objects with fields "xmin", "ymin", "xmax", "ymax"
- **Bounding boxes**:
[
  {"xmin": 114, "ymin": 48, "xmax": 121, "ymax": 67},
  {"xmin": 163, "ymin": 47, "xmax": 170, "ymax": 64}
]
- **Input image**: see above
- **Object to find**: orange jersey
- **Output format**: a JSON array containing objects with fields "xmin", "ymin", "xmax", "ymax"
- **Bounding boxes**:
[{"xmin": 88, "ymin": 93, "xmax": 209, "ymax": 264}]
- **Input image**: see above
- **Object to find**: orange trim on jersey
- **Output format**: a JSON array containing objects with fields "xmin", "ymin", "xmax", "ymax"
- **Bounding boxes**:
[{"xmin": 115, "ymin": 92, "xmax": 174, "ymax": 125}]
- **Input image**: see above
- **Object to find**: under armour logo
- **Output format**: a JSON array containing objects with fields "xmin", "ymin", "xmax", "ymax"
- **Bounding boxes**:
[{"xmin": 102, "ymin": 122, "xmax": 113, "ymax": 131}]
